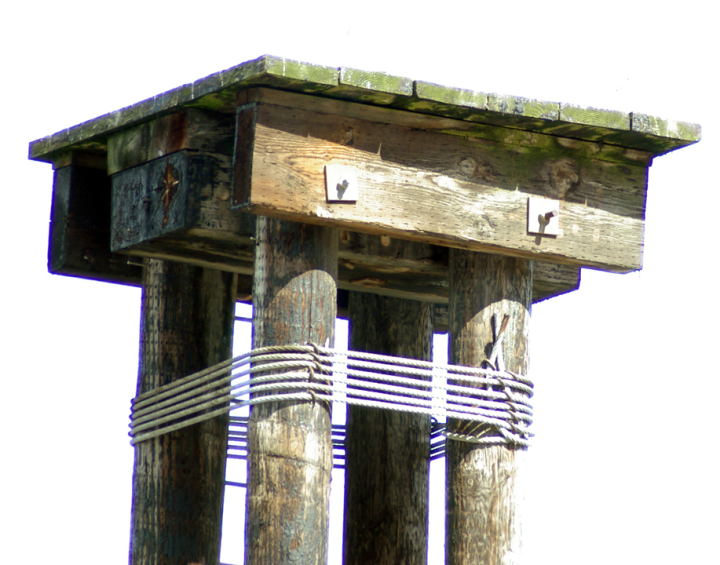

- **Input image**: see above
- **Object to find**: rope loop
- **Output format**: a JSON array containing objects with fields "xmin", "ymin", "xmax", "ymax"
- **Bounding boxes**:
[{"xmin": 129, "ymin": 342, "xmax": 534, "ymax": 449}]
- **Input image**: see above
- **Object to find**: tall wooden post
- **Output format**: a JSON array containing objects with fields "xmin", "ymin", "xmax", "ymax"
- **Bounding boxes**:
[
  {"xmin": 343, "ymin": 293, "xmax": 433, "ymax": 565},
  {"xmin": 446, "ymin": 251, "xmax": 533, "ymax": 565},
  {"xmin": 130, "ymin": 259, "xmax": 237, "ymax": 565},
  {"xmin": 245, "ymin": 217, "xmax": 338, "ymax": 565}
]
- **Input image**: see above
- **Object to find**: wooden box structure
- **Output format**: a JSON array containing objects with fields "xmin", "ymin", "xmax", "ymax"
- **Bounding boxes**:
[{"xmin": 30, "ymin": 55, "xmax": 699, "ymax": 565}]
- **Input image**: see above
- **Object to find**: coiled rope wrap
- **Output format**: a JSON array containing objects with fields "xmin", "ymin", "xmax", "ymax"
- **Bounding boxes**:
[{"xmin": 129, "ymin": 344, "xmax": 533, "ymax": 447}]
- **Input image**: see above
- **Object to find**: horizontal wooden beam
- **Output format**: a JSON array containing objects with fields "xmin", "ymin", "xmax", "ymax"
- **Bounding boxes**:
[
  {"xmin": 234, "ymin": 89, "xmax": 649, "ymax": 272},
  {"xmin": 50, "ymin": 157, "xmax": 579, "ymax": 307},
  {"xmin": 49, "ymin": 163, "xmax": 142, "ymax": 284},
  {"xmin": 107, "ymin": 108, "xmax": 234, "ymax": 175},
  {"xmin": 29, "ymin": 55, "xmax": 700, "ymax": 166}
]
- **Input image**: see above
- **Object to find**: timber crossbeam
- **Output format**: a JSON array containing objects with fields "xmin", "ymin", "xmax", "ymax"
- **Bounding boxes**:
[{"xmin": 31, "ymin": 55, "xmax": 700, "ymax": 287}]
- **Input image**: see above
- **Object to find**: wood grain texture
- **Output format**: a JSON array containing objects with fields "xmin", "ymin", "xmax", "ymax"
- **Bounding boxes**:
[
  {"xmin": 446, "ymin": 251, "xmax": 533, "ymax": 565},
  {"xmin": 107, "ymin": 147, "xmax": 577, "ymax": 301},
  {"xmin": 107, "ymin": 108, "xmax": 234, "ymax": 175},
  {"xmin": 29, "ymin": 55, "xmax": 700, "ymax": 166},
  {"xmin": 247, "ymin": 88, "xmax": 653, "ymax": 169},
  {"xmin": 49, "ymin": 162, "xmax": 141, "ymax": 284},
  {"xmin": 236, "ymin": 98, "xmax": 649, "ymax": 272},
  {"xmin": 111, "ymin": 150, "xmax": 256, "ymax": 259},
  {"xmin": 343, "ymin": 293, "xmax": 432, "ymax": 565},
  {"xmin": 246, "ymin": 217, "xmax": 338, "ymax": 565},
  {"xmin": 131, "ymin": 259, "xmax": 237, "ymax": 565}
]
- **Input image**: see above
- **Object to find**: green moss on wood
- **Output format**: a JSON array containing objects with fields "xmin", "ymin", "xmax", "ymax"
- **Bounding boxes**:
[
  {"xmin": 340, "ymin": 67, "xmax": 413, "ymax": 96},
  {"xmin": 414, "ymin": 81, "xmax": 487, "ymax": 110},
  {"xmin": 324, "ymin": 85, "xmax": 409, "ymax": 106},
  {"xmin": 560, "ymin": 103, "xmax": 630, "ymax": 130},
  {"xmin": 631, "ymin": 113, "xmax": 701, "ymax": 142},
  {"xmin": 28, "ymin": 54, "xmax": 701, "ymax": 163},
  {"xmin": 263, "ymin": 56, "xmax": 338, "ymax": 87},
  {"xmin": 487, "ymin": 94, "xmax": 559, "ymax": 121}
]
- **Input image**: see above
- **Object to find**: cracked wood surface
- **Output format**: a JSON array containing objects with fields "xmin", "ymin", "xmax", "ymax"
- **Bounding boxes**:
[
  {"xmin": 246, "ymin": 217, "xmax": 337, "ymax": 565},
  {"xmin": 446, "ymin": 251, "xmax": 532, "ymax": 565},
  {"xmin": 236, "ymin": 93, "xmax": 648, "ymax": 271}
]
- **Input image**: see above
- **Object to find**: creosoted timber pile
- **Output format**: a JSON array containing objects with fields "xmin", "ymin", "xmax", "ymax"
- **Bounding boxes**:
[{"xmin": 28, "ymin": 55, "xmax": 701, "ymax": 565}]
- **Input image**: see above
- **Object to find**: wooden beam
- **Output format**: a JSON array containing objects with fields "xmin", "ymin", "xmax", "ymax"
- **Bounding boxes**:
[
  {"xmin": 29, "ymin": 55, "xmax": 701, "ymax": 167},
  {"xmin": 46, "ymin": 156, "xmax": 579, "ymax": 303},
  {"xmin": 106, "ymin": 146, "xmax": 578, "ymax": 302},
  {"xmin": 49, "ymin": 161, "xmax": 141, "ymax": 284},
  {"xmin": 446, "ymin": 251, "xmax": 532, "ymax": 565},
  {"xmin": 234, "ymin": 89, "xmax": 649, "ymax": 272},
  {"xmin": 107, "ymin": 108, "xmax": 235, "ymax": 175},
  {"xmin": 343, "ymin": 293, "xmax": 432, "ymax": 565},
  {"xmin": 131, "ymin": 259, "xmax": 237, "ymax": 565},
  {"xmin": 246, "ymin": 217, "xmax": 337, "ymax": 565},
  {"xmin": 111, "ymin": 150, "xmax": 255, "ymax": 255}
]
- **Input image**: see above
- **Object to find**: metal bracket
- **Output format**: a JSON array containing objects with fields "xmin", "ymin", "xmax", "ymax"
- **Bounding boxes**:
[
  {"xmin": 527, "ymin": 197, "xmax": 560, "ymax": 236},
  {"xmin": 325, "ymin": 163, "xmax": 359, "ymax": 203}
]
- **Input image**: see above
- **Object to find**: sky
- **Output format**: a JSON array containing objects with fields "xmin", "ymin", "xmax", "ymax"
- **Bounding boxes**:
[{"xmin": 2, "ymin": 1, "xmax": 718, "ymax": 563}]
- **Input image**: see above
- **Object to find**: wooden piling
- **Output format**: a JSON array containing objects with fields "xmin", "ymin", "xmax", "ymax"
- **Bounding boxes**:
[
  {"xmin": 446, "ymin": 251, "xmax": 533, "ymax": 565},
  {"xmin": 343, "ymin": 293, "xmax": 433, "ymax": 565},
  {"xmin": 245, "ymin": 216, "xmax": 338, "ymax": 565},
  {"xmin": 130, "ymin": 259, "xmax": 237, "ymax": 565}
]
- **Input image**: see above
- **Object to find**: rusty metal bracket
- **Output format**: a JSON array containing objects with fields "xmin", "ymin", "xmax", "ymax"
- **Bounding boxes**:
[
  {"xmin": 527, "ymin": 197, "xmax": 560, "ymax": 236},
  {"xmin": 325, "ymin": 163, "xmax": 359, "ymax": 203}
]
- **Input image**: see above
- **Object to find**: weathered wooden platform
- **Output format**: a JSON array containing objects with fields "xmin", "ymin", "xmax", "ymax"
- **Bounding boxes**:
[{"xmin": 30, "ymin": 54, "xmax": 700, "ymax": 309}]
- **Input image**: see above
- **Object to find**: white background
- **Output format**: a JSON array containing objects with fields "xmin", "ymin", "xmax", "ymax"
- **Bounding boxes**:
[{"xmin": 2, "ymin": 1, "xmax": 717, "ymax": 563}]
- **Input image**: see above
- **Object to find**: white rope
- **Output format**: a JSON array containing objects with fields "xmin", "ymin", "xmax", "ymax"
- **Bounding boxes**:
[{"xmin": 129, "ymin": 344, "xmax": 533, "ymax": 447}]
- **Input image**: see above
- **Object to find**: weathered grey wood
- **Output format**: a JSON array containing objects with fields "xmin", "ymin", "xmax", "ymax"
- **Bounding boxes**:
[
  {"xmin": 234, "ymin": 95, "xmax": 649, "ymax": 272},
  {"xmin": 49, "ymin": 161, "xmax": 141, "ymax": 284},
  {"xmin": 111, "ymin": 150, "xmax": 256, "ymax": 260},
  {"xmin": 51, "ymin": 151, "xmax": 107, "ymax": 170},
  {"xmin": 29, "ymin": 55, "xmax": 700, "ymax": 166},
  {"xmin": 246, "ymin": 88, "xmax": 655, "ymax": 167},
  {"xmin": 47, "ymin": 155, "xmax": 578, "ymax": 300},
  {"xmin": 246, "ymin": 217, "xmax": 338, "ymax": 565},
  {"xmin": 343, "ymin": 293, "xmax": 432, "ymax": 565},
  {"xmin": 107, "ymin": 108, "xmax": 235, "ymax": 175},
  {"xmin": 131, "ymin": 259, "xmax": 237, "ymax": 565},
  {"xmin": 446, "ymin": 251, "xmax": 532, "ymax": 565},
  {"xmin": 107, "ymin": 151, "xmax": 577, "ymax": 300}
]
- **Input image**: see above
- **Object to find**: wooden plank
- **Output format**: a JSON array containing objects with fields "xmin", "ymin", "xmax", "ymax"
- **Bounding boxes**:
[
  {"xmin": 111, "ymin": 150, "xmax": 255, "ymax": 256},
  {"xmin": 248, "ymin": 88, "xmax": 654, "ymax": 166},
  {"xmin": 446, "ymin": 251, "xmax": 532, "ymax": 565},
  {"xmin": 246, "ymin": 217, "xmax": 337, "ymax": 565},
  {"xmin": 107, "ymin": 147, "xmax": 579, "ymax": 300},
  {"xmin": 29, "ymin": 55, "xmax": 700, "ymax": 165},
  {"xmin": 107, "ymin": 108, "xmax": 235, "ymax": 175},
  {"xmin": 131, "ymin": 259, "xmax": 237, "ymax": 565},
  {"xmin": 51, "ymin": 151, "xmax": 107, "ymax": 170},
  {"xmin": 343, "ymin": 294, "xmax": 432, "ymax": 565},
  {"xmin": 49, "ymin": 161, "xmax": 141, "ymax": 284},
  {"xmin": 235, "ymin": 99, "xmax": 649, "ymax": 272},
  {"xmin": 42, "ymin": 148, "xmax": 573, "ymax": 301}
]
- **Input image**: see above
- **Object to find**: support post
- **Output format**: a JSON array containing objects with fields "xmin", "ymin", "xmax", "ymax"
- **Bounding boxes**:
[
  {"xmin": 130, "ymin": 259, "xmax": 237, "ymax": 565},
  {"xmin": 446, "ymin": 251, "xmax": 533, "ymax": 565},
  {"xmin": 343, "ymin": 293, "xmax": 433, "ymax": 565},
  {"xmin": 246, "ymin": 217, "xmax": 338, "ymax": 565}
]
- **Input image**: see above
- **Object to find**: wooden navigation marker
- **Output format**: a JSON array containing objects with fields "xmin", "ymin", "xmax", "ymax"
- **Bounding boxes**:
[
  {"xmin": 246, "ymin": 217, "xmax": 338, "ymax": 564},
  {"xmin": 28, "ymin": 55, "xmax": 700, "ymax": 565},
  {"xmin": 344, "ymin": 293, "xmax": 433, "ymax": 565},
  {"xmin": 131, "ymin": 260, "xmax": 237, "ymax": 565}
]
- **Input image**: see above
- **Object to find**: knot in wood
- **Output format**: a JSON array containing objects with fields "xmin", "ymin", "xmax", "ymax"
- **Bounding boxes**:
[
  {"xmin": 458, "ymin": 157, "xmax": 478, "ymax": 177},
  {"xmin": 541, "ymin": 157, "xmax": 580, "ymax": 199}
]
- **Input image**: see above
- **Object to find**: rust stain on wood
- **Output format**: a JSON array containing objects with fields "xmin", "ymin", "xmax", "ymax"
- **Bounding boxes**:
[{"xmin": 159, "ymin": 161, "xmax": 179, "ymax": 228}]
